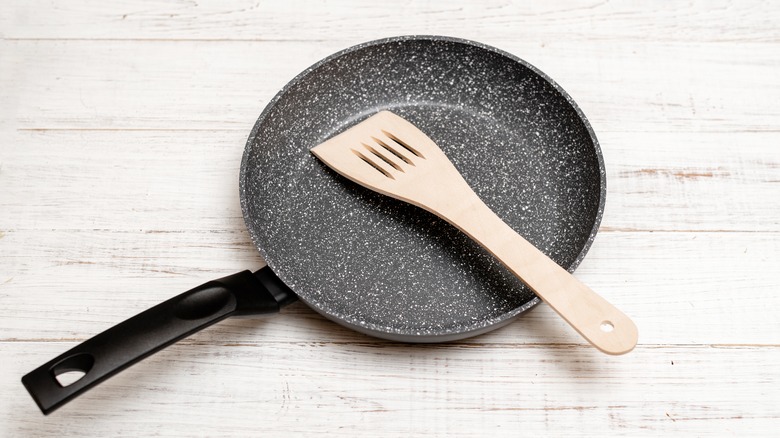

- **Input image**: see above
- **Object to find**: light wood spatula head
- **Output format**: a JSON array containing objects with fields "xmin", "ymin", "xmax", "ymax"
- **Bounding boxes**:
[
  {"xmin": 312, "ymin": 111, "xmax": 638, "ymax": 355},
  {"xmin": 311, "ymin": 111, "xmax": 471, "ymax": 214}
]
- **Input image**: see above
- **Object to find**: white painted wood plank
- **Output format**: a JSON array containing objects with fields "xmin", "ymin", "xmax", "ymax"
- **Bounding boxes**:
[
  {"xmin": 1, "ymin": 229, "xmax": 777, "ymax": 345},
  {"xmin": 2, "ymin": 39, "xmax": 779, "ymax": 134},
  {"xmin": 2, "ymin": 342, "xmax": 779, "ymax": 436},
  {"xmin": 1, "ymin": 129, "xmax": 777, "ymax": 232},
  {"xmin": 600, "ymin": 131, "xmax": 780, "ymax": 233},
  {"xmin": 3, "ymin": 0, "xmax": 779, "ymax": 44}
]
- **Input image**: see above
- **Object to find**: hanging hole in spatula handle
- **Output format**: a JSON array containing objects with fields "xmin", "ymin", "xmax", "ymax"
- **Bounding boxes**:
[
  {"xmin": 21, "ymin": 268, "xmax": 296, "ymax": 415},
  {"xmin": 532, "ymin": 265, "xmax": 638, "ymax": 355}
]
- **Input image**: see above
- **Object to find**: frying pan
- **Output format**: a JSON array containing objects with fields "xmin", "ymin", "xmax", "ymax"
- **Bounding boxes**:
[{"xmin": 22, "ymin": 36, "xmax": 606, "ymax": 414}]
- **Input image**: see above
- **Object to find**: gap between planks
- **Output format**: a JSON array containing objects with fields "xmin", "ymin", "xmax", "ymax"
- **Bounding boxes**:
[
  {"xmin": 3, "ymin": 340, "xmax": 780, "ymax": 349},
  {"xmin": 14, "ymin": 127, "xmax": 780, "ymax": 134}
]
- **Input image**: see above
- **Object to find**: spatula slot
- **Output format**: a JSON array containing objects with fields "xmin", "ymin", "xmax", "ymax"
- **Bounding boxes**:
[
  {"xmin": 372, "ymin": 136, "xmax": 414, "ymax": 165},
  {"xmin": 382, "ymin": 130, "xmax": 424, "ymax": 159},
  {"xmin": 351, "ymin": 149, "xmax": 394, "ymax": 179},
  {"xmin": 364, "ymin": 144, "xmax": 403, "ymax": 172}
]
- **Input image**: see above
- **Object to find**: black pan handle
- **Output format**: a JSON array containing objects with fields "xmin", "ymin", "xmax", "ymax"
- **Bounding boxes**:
[{"xmin": 22, "ymin": 267, "xmax": 296, "ymax": 415}]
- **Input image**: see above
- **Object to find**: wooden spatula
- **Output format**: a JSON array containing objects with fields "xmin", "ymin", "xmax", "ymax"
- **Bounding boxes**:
[{"xmin": 311, "ymin": 111, "xmax": 638, "ymax": 355}]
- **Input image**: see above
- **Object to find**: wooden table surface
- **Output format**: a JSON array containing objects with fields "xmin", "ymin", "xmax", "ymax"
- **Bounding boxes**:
[{"xmin": 2, "ymin": 1, "xmax": 779, "ymax": 436}]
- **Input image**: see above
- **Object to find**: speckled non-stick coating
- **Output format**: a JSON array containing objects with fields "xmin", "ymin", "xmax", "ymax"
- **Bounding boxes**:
[{"xmin": 240, "ymin": 36, "xmax": 605, "ymax": 342}]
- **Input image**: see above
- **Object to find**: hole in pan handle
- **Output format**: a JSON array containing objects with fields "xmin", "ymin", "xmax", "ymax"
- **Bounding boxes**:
[{"xmin": 21, "ymin": 268, "xmax": 297, "ymax": 415}]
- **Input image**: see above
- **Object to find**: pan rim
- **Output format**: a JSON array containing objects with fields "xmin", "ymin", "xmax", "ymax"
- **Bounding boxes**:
[{"xmin": 240, "ymin": 35, "xmax": 606, "ymax": 341}]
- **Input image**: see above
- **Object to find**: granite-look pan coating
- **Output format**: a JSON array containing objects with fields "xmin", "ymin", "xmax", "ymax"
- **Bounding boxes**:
[{"xmin": 240, "ymin": 36, "xmax": 606, "ymax": 342}]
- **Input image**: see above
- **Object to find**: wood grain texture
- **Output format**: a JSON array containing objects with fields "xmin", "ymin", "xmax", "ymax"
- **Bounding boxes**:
[
  {"xmin": 2, "ymin": 39, "xmax": 780, "ymax": 134},
  {"xmin": 3, "ymin": 229, "xmax": 778, "ymax": 345},
  {"xmin": 2, "ymin": 0, "xmax": 779, "ymax": 435},
  {"xmin": 2, "ymin": 130, "xmax": 777, "ymax": 233},
  {"xmin": 2, "ymin": 0, "xmax": 779, "ymax": 43},
  {"xmin": 3, "ymin": 342, "xmax": 780, "ymax": 437}
]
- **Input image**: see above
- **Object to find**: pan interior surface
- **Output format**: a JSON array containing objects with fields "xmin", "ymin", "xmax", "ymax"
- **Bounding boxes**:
[{"xmin": 241, "ymin": 37, "xmax": 605, "ymax": 341}]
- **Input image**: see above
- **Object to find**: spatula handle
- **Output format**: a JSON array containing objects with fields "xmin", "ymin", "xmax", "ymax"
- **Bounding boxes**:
[{"xmin": 441, "ymin": 194, "xmax": 638, "ymax": 355}]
